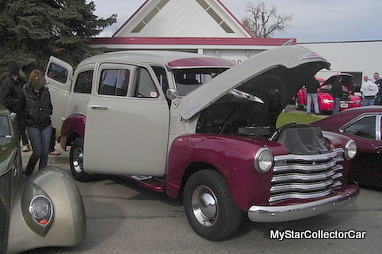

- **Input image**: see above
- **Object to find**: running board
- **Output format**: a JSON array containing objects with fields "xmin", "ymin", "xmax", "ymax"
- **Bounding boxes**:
[{"xmin": 121, "ymin": 175, "xmax": 166, "ymax": 192}]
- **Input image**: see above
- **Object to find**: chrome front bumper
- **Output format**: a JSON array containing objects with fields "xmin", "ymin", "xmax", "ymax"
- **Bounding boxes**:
[{"xmin": 248, "ymin": 184, "xmax": 359, "ymax": 222}]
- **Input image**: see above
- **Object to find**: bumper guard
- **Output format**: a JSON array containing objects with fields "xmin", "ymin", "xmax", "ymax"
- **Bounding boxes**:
[{"xmin": 248, "ymin": 184, "xmax": 359, "ymax": 222}]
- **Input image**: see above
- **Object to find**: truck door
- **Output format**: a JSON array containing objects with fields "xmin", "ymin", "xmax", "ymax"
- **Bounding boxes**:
[
  {"xmin": 45, "ymin": 56, "xmax": 73, "ymax": 129},
  {"xmin": 83, "ymin": 63, "xmax": 169, "ymax": 176}
]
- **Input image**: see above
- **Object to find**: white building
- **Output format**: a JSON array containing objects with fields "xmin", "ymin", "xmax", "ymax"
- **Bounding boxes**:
[
  {"xmin": 300, "ymin": 41, "xmax": 382, "ymax": 87},
  {"xmin": 91, "ymin": 0, "xmax": 382, "ymax": 86},
  {"xmin": 91, "ymin": 0, "xmax": 296, "ymax": 63}
]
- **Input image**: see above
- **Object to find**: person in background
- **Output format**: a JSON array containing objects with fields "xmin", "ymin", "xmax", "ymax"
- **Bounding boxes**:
[
  {"xmin": 373, "ymin": 72, "xmax": 382, "ymax": 105},
  {"xmin": 0, "ymin": 62, "xmax": 30, "ymax": 150},
  {"xmin": 305, "ymin": 76, "xmax": 320, "ymax": 115},
  {"xmin": 49, "ymin": 127, "xmax": 61, "ymax": 155},
  {"xmin": 330, "ymin": 76, "xmax": 343, "ymax": 114},
  {"xmin": 361, "ymin": 76, "xmax": 379, "ymax": 106},
  {"xmin": 23, "ymin": 70, "xmax": 53, "ymax": 176}
]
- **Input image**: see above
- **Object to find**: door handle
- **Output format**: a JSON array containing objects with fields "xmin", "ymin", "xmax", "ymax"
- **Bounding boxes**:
[
  {"xmin": 90, "ymin": 105, "xmax": 108, "ymax": 110},
  {"xmin": 373, "ymin": 146, "xmax": 382, "ymax": 150}
]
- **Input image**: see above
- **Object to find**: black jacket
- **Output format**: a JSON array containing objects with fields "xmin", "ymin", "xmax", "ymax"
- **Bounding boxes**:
[
  {"xmin": 306, "ymin": 77, "xmax": 320, "ymax": 94},
  {"xmin": 0, "ymin": 75, "xmax": 26, "ymax": 117},
  {"xmin": 24, "ymin": 85, "xmax": 52, "ymax": 129},
  {"xmin": 330, "ymin": 81, "xmax": 343, "ymax": 98}
]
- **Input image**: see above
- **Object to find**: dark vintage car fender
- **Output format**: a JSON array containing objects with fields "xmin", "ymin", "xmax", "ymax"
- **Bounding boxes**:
[
  {"xmin": 7, "ymin": 166, "xmax": 86, "ymax": 253},
  {"xmin": 0, "ymin": 106, "xmax": 86, "ymax": 253}
]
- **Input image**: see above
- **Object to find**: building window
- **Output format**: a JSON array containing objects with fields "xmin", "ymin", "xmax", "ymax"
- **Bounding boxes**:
[{"xmin": 131, "ymin": 0, "xmax": 170, "ymax": 33}]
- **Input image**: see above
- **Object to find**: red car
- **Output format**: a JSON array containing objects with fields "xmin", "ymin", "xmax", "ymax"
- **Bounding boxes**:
[
  {"xmin": 312, "ymin": 106, "xmax": 382, "ymax": 188},
  {"xmin": 295, "ymin": 73, "xmax": 361, "ymax": 113}
]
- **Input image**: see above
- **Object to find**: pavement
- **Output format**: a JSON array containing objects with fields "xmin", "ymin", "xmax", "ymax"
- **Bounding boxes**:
[{"xmin": 21, "ymin": 144, "xmax": 69, "ymax": 169}]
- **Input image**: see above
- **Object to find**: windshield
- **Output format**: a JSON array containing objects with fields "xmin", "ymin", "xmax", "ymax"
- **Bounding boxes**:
[
  {"xmin": 173, "ymin": 68, "xmax": 229, "ymax": 96},
  {"xmin": 0, "ymin": 115, "xmax": 11, "ymax": 138}
]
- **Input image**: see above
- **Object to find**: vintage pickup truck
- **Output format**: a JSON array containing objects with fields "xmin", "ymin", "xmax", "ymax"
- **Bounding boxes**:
[
  {"xmin": 46, "ymin": 46, "xmax": 359, "ymax": 241},
  {"xmin": 0, "ymin": 106, "xmax": 86, "ymax": 253}
]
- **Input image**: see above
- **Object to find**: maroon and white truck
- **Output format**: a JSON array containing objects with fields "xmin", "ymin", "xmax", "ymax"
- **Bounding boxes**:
[{"xmin": 46, "ymin": 46, "xmax": 359, "ymax": 240}]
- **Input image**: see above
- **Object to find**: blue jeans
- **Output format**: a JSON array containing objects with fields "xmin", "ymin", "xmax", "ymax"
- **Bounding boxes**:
[
  {"xmin": 25, "ymin": 125, "xmax": 52, "ymax": 176},
  {"xmin": 362, "ymin": 98, "xmax": 375, "ymax": 106},
  {"xmin": 332, "ymin": 98, "xmax": 341, "ymax": 114},
  {"xmin": 307, "ymin": 93, "xmax": 319, "ymax": 114}
]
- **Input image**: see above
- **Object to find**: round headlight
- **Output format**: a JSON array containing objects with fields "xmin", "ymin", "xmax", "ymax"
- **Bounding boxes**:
[
  {"xmin": 344, "ymin": 140, "xmax": 357, "ymax": 160},
  {"xmin": 29, "ymin": 195, "xmax": 53, "ymax": 225},
  {"xmin": 254, "ymin": 148, "xmax": 274, "ymax": 173}
]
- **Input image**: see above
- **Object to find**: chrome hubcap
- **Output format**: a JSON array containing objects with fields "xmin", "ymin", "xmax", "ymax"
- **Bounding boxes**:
[
  {"xmin": 191, "ymin": 185, "xmax": 218, "ymax": 227},
  {"xmin": 72, "ymin": 147, "xmax": 84, "ymax": 173}
]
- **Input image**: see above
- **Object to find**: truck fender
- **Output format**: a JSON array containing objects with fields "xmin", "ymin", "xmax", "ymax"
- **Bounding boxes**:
[
  {"xmin": 165, "ymin": 134, "xmax": 277, "ymax": 211},
  {"xmin": 60, "ymin": 114, "xmax": 86, "ymax": 151}
]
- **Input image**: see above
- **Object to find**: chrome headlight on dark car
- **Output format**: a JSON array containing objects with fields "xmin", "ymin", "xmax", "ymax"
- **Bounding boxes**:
[
  {"xmin": 344, "ymin": 140, "xmax": 357, "ymax": 160},
  {"xmin": 29, "ymin": 195, "xmax": 53, "ymax": 226},
  {"xmin": 254, "ymin": 148, "xmax": 274, "ymax": 173},
  {"xmin": 22, "ymin": 186, "xmax": 55, "ymax": 236}
]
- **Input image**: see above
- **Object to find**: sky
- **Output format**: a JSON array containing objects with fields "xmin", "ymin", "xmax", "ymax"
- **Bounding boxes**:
[{"xmin": 89, "ymin": 0, "xmax": 382, "ymax": 43}]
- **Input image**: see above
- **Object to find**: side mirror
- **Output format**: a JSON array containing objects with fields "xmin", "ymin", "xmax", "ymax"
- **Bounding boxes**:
[{"xmin": 166, "ymin": 89, "xmax": 180, "ymax": 101}]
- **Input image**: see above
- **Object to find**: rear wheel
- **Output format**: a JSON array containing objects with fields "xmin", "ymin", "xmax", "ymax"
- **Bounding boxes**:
[
  {"xmin": 70, "ymin": 137, "xmax": 92, "ymax": 182},
  {"xmin": 183, "ymin": 170, "xmax": 243, "ymax": 241}
]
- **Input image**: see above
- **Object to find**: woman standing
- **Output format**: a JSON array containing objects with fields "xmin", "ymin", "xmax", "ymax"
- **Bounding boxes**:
[{"xmin": 24, "ymin": 70, "xmax": 53, "ymax": 176}]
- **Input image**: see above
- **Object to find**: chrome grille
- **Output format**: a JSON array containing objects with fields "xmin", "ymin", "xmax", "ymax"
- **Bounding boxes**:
[{"xmin": 270, "ymin": 148, "xmax": 344, "ymax": 204}]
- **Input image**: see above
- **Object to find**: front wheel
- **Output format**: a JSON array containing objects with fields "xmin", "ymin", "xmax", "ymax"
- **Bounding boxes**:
[
  {"xmin": 70, "ymin": 137, "xmax": 92, "ymax": 182},
  {"xmin": 183, "ymin": 170, "xmax": 243, "ymax": 241}
]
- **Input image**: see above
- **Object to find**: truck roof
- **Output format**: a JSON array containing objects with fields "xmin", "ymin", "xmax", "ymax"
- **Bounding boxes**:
[{"xmin": 78, "ymin": 50, "xmax": 236, "ymax": 69}]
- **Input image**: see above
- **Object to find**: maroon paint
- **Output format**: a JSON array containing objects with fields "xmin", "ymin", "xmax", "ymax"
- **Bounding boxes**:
[
  {"xmin": 59, "ymin": 114, "xmax": 86, "ymax": 151},
  {"xmin": 165, "ymin": 133, "xmax": 288, "ymax": 211}
]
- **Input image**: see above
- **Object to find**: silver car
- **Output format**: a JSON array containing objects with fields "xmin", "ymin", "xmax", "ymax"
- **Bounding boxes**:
[{"xmin": 0, "ymin": 106, "xmax": 86, "ymax": 253}]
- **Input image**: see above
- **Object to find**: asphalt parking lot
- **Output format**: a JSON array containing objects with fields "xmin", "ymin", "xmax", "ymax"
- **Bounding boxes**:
[{"xmin": 20, "ymin": 143, "xmax": 381, "ymax": 254}]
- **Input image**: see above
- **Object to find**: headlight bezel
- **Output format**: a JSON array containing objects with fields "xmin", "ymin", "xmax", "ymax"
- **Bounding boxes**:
[
  {"xmin": 344, "ymin": 140, "xmax": 357, "ymax": 160},
  {"xmin": 29, "ymin": 195, "xmax": 54, "ymax": 227},
  {"xmin": 254, "ymin": 148, "xmax": 274, "ymax": 173}
]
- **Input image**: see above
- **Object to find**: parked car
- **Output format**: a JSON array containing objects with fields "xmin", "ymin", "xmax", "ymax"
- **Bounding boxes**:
[
  {"xmin": 46, "ymin": 46, "xmax": 359, "ymax": 241},
  {"xmin": 295, "ymin": 73, "xmax": 361, "ymax": 113},
  {"xmin": 0, "ymin": 106, "xmax": 86, "ymax": 253},
  {"xmin": 312, "ymin": 106, "xmax": 382, "ymax": 188}
]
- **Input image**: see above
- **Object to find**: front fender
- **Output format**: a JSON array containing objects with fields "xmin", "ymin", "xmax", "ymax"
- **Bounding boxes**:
[
  {"xmin": 166, "ymin": 134, "xmax": 285, "ymax": 211},
  {"xmin": 60, "ymin": 114, "xmax": 86, "ymax": 150},
  {"xmin": 7, "ymin": 166, "xmax": 86, "ymax": 253}
]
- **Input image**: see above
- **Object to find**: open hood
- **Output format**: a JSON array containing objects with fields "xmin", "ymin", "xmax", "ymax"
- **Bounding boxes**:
[
  {"xmin": 178, "ymin": 46, "xmax": 330, "ymax": 120},
  {"xmin": 322, "ymin": 73, "xmax": 353, "ymax": 89}
]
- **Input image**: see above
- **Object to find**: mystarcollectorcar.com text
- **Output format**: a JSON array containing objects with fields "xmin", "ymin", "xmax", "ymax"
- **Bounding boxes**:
[{"xmin": 270, "ymin": 229, "xmax": 367, "ymax": 241}]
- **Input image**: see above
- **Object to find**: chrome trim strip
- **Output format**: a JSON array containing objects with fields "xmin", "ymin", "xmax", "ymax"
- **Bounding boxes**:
[
  {"xmin": 274, "ymin": 149, "xmax": 343, "ymax": 162},
  {"xmin": 271, "ymin": 170, "xmax": 336, "ymax": 183},
  {"xmin": 248, "ymin": 185, "xmax": 359, "ymax": 222},
  {"xmin": 332, "ymin": 173, "xmax": 343, "ymax": 179},
  {"xmin": 273, "ymin": 160, "xmax": 338, "ymax": 173},
  {"xmin": 270, "ymin": 179, "xmax": 335, "ymax": 193},
  {"xmin": 269, "ymin": 188, "xmax": 334, "ymax": 203}
]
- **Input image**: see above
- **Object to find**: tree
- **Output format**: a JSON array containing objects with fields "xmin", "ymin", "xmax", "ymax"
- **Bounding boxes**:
[
  {"xmin": 242, "ymin": 1, "xmax": 293, "ymax": 38},
  {"xmin": 0, "ymin": 0, "xmax": 117, "ymax": 77}
]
